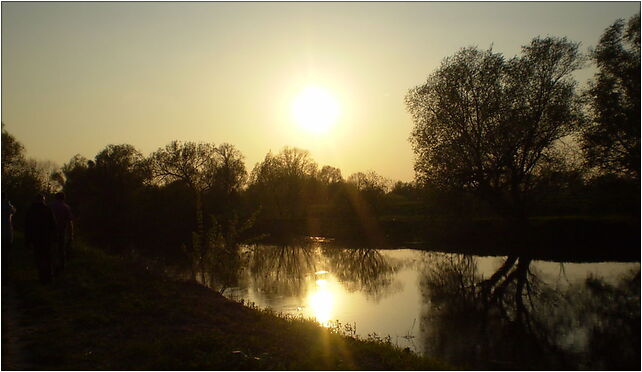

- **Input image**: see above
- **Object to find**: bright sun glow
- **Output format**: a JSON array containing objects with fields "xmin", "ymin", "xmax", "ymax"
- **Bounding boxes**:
[
  {"xmin": 308, "ymin": 279, "xmax": 334, "ymax": 326},
  {"xmin": 291, "ymin": 86, "xmax": 340, "ymax": 134},
  {"xmin": 307, "ymin": 271, "xmax": 335, "ymax": 327}
]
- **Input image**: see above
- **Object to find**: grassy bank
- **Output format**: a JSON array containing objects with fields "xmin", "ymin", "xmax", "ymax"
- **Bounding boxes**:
[{"xmin": 1, "ymin": 236, "xmax": 447, "ymax": 370}]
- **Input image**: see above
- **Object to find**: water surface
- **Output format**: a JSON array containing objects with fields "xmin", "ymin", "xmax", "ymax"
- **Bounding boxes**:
[{"xmin": 219, "ymin": 243, "xmax": 639, "ymax": 369}]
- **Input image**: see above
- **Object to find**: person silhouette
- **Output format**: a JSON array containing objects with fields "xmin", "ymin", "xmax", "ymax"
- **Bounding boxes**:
[
  {"xmin": 25, "ymin": 194, "xmax": 56, "ymax": 284},
  {"xmin": 2, "ymin": 192, "xmax": 16, "ymax": 279},
  {"xmin": 49, "ymin": 192, "xmax": 74, "ymax": 273}
]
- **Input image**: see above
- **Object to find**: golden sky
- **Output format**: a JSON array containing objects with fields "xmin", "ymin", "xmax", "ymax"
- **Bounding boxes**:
[{"xmin": 2, "ymin": 2, "xmax": 639, "ymax": 181}]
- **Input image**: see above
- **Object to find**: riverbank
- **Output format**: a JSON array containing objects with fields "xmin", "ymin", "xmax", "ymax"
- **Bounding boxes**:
[
  {"xmin": 373, "ymin": 215, "xmax": 640, "ymax": 262},
  {"xmin": 253, "ymin": 215, "xmax": 640, "ymax": 263},
  {"xmin": 1, "ymin": 237, "xmax": 447, "ymax": 370}
]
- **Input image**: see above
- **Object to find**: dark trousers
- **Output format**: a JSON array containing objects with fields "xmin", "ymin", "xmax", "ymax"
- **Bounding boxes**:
[
  {"xmin": 2, "ymin": 236, "xmax": 12, "ymax": 279},
  {"xmin": 33, "ymin": 242, "xmax": 53, "ymax": 284},
  {"xmin": 54, "ymin": 231, "xmax": 68, "ymax": 273}
]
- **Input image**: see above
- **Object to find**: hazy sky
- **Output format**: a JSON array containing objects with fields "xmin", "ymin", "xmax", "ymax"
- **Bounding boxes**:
[{"xmin": 2, "ymin": 2, "xmax": 639, "ymax": 182}]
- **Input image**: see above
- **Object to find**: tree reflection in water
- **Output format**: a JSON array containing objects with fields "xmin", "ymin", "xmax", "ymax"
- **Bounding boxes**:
[
  {"xmin": 322, "ymin": 246, "xmax": 400, "ymax": 301},
  {"xmin": 420, "ymin": 253, "xmax": 640, "ymax": 370},
  {"xmin": 244, "ymin": 242, "xmax": 320, "ymax": 296},
  {"xmin": 241, "ymin": 243, "xmax": 400, "ymax": 301}
]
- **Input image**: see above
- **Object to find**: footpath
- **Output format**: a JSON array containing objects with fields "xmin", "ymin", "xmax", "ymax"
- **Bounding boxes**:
[{"xmin": 1, "ymin": 281, "xmax": 30, "ymax": 370}]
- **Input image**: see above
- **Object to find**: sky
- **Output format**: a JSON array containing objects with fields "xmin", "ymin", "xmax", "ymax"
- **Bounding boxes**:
[{"xmin": 2, "ymin": 1, "xmax": 640, "ymax": 182}]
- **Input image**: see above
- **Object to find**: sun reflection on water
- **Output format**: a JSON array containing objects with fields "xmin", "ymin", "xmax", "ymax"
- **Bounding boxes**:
[{"xmin": 307, "ymin": 273, "xmax": 335, "ymax": 327}]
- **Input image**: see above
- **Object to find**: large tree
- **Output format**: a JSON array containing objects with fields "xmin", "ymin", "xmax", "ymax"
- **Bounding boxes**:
[
  {"xmin": 248, "ymin": 147, "xmax": 318, "ymax": 221},
  {"xmin": 406, "ymin": 37, "xmax": 584, "ymax": 219},
  {"xmin": 582, "ymin": 13, "xmax": 640, "ymax": 179},
  {"xmin": 211, "ymin": 143, "xmax": 247, "ymax": 197},
  {"xmin": 149, "ymin": 141, "xmax": 247, "ymax": 278},
  {"xmin": 62, "ymin": 144, "xmax": 150, "ymax": 252},
  {"xmin": 347, "ymin": 171, "xmax": 389, "ymax": 194},
  {"xmin": 149, "ymin": 140, "xmax": 221, "ymax": 244},
  {"xmin": 318, "ymin": 165, "xmax": 343, "ymax": 185},
  {"xmin": 150, "ymin": 141, "xmax": 219, "ymax": 193}
]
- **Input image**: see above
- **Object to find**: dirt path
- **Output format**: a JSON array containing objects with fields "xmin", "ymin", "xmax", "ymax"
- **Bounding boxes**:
[{"xmin": 2, "ymin": 281, "xmax": 29, "ymax": 370}]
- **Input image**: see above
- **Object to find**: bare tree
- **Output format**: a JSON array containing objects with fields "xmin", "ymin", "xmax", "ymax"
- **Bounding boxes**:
[
  {"xmin": 150, "ymin": 141, "xmax": 220, "ymax": 278},
  {"xmin": 347, "ymin": 170, "xmax": 390, "ymax": 193},
  {"xmin": 150, "ymin": 141, "xmax": 219, "ymax": 192},
  {"xmin": 318, "ymin": 165, "xmax": 344, "ymax": 184},
  {"xmin": 213, "ymin": 143, "xmax": 247, "ymax": 196}
]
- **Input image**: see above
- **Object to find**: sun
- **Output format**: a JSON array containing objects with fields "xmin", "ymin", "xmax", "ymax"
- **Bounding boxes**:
[{"xmin": 291, "ymin": 86, "xmax": 340, "ymax": 134}]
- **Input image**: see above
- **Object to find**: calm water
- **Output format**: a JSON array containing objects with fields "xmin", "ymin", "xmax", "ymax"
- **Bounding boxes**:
[{"xmin": 213, "ymin": 243, "xmax": 639, "ymax": 369}]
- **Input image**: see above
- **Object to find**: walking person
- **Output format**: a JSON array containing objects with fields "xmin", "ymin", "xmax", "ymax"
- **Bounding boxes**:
[
  {"xmin": 49, "ymin": 192, "xmax": 74, "ymax": 273},
  {"xmin": 25, "ymin": 194, "xmax": 56, "ymax": 284},
  {"xmin": 2, "ymin": 192, "xmax": 17, "ymax": 280}
]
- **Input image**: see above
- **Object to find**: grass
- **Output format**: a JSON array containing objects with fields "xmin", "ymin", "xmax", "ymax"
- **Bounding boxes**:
[{"xmin": 2, "ymin": 234, "xmax": 448, "ymax": 370}]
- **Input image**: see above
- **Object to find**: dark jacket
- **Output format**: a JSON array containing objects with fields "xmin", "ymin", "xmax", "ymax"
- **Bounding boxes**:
[{"xmin": 25, "ymin": 201, "xmax": 56, "ymax": 246}]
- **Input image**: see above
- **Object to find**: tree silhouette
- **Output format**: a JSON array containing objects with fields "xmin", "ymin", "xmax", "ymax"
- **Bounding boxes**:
[
  {"xmin": 1, "ymin": 123, "xmax": 25, "ymax": 182},
  {"xmin": 62, "ymin": 144, "xmax": 149, "ymax": 252},
  {"xmin": 212, "ymin": 143, "xmax": 247, "ymax": 197},
  {"xmin": 318, "ymin": 165, "xmax": 343, "ymax": 185},
  {"xmin": 247, "ymin": 147, "xmax": 318, "ymax": 227},
  {"xmin": 406, "ymin": 37, "xmax": 584, "ymax": 219},
  {"xmin": 150, "ymin": 141, "xmax": 219, "ymax": 192},
  {"xmin": 347, "ymin": 171, "xmax": 389, "ymax": 194},
  {"xmin": 582, "ymin": 13, "xmax": 640, "ymax": 179},
  {"xmin": 2, "ymin": 124, "xmax": 60, "ymax": 225},
  {"xmin": 150, "ymin": 141, "xmax": 248, "ymax": 280}
]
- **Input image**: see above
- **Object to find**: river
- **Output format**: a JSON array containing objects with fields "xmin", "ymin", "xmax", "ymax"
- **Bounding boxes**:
[{"xmin": 210, "ymin": 242, "xmax": 639, "ymax": 369}]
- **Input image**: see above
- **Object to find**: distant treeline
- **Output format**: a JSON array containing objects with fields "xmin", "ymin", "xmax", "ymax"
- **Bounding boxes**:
[{"xmin": 1, "ymin": 125, "xmax": 638, "ymax": 263}]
